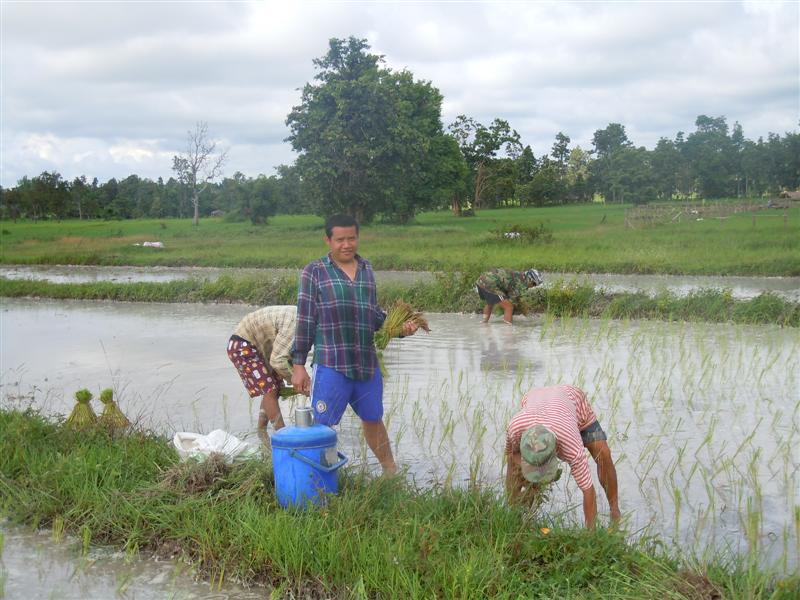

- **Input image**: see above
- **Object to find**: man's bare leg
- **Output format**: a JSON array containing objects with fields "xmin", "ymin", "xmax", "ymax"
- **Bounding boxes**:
[
  {"xmin": 482, "ymin": 303, "xmax": 495, "ymax": 323},
  {"xmin": 362, "ymin": 419, "xmax": 397, "ymax": 474},
  {"xmin": 586, "ymin": 440, "xmax": 620, "ymax": 523},
  {"xmin": 258, "ymin": 388, "xmax": 285, "ymax": 431},
  {"xmin": 500, "ymin": 299, "xmax": 514, "ymax": 324}
]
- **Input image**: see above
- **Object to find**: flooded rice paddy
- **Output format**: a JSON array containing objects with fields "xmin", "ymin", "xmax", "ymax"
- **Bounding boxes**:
[
  {"xmin": 2, "ymin": 264, "xmax": 799, "ymax": 301},
  {"xmin": 1, "ymin": 297, "xmax": 798, "ymax": 592}
]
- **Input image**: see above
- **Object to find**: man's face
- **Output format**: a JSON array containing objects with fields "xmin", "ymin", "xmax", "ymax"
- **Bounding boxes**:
[{"xmin": 325, "ymin": 225, "xmax": 359, "ymax": 264}]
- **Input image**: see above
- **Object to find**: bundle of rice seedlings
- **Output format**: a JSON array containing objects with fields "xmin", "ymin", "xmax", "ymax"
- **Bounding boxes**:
[
  {"xmin": 374, "ymin": 300, "xmax": 430, "ymax": 350},
  {"xmin": 374, "ymin": 300, "xmax": 431, "ymax": 376},
  {"xmin": 279, "ymin": 385, "xmax": 299, "ymax": 398},
  {"xmin": 99, "ymin": 387, "xmax": 130, "ymax": 429},
  {"xmin": 65, "ymin": 388, "xmax": 97, "ymax": 429}
]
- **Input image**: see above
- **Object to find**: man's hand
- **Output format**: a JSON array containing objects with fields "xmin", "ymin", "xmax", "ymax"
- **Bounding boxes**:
[
  {"xmin": 505, "ymin": 449, "xmax": 525, "ymax": 505},
  {"xmin": 401, "ymin": 320, "xmax": 419, "ymax": 337},
  {"xmin": 291, "ymin": 364, "xmax": 311, "ymax": 396}
]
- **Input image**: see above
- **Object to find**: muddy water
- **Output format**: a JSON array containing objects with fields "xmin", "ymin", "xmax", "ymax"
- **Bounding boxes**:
[
  {"xmin": 0, "ymin": 521, "xmax": 262, "ymax": 599},
  {"xmin": 1, "ymin": 299, "xmax": 798, "ymax": 581},
  {"xmin": 2, "ymin": 264, "xmax": 798, "ymax": 300}
]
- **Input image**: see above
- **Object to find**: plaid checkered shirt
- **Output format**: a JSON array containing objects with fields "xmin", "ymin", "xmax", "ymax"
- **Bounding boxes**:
[
  {"xmin": 292, "ymin": 253, "xmax": 386, "ymax": 381},
  {"xmin": 233, "ymin": 305, "xmax": 296, "ymax": 381}
]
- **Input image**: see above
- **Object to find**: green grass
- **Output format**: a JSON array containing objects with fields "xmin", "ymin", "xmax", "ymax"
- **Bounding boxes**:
[
  {"xmin": 2, "ymin": 273, "xmax": 797, "ymax": 326},
  {"xmin": 1, "ymin": 203, "xmax": 798, "ymax": 275},
  {"xmin": 1, "ymin": 408, "xmax": 796, "ymax": 598}
]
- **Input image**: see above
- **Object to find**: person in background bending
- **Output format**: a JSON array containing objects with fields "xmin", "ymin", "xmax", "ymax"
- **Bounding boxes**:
[{"xmin": 475, "ymin": 268, "xmax": 543, "ymax": 325}]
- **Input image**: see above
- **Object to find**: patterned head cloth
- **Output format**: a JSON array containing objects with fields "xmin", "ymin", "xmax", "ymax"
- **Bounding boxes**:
[
  {"xmin": 520, "ymin": 424, "xmax": 561, "ymax": 484},
  {"xmin": 523, "ymin": 268, "xmax": 543, "ymax": 287}
]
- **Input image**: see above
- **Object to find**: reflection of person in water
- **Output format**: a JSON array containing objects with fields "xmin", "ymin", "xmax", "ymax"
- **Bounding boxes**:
[
  {"xmin": 504, "ymin": 384, "xmax": 621, "ymax": 529},
  {"xmin": 479, "ymin": 326, "xmax": 519, "ymax": 372},
  {"xmin": 475, "ymin": 268, "xmax": 543, "ymax": 325}
]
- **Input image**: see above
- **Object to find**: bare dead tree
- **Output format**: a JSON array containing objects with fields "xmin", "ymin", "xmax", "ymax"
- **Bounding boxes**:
[{"xmin": 172, "ymin": 122, "xmax": 228, "ymax": 225}]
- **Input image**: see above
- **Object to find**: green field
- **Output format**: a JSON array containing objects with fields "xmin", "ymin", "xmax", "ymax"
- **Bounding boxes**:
[
  {"xmin": 2, "ymin": 204, "xmax": 798, "ymax": 275},
  {"xmin": 2, "ymin": 408, "xmax": 796, "ymax": 599}
]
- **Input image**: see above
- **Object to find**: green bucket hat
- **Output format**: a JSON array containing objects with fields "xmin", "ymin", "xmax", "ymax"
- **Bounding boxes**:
[{"xmin": 520, "ymin": 424, "xmax": 561, "ymax": 484}]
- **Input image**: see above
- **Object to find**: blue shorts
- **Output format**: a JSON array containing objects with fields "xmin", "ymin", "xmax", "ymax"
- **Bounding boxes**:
[
  {"xmin": 310, "ymin": 365, "xmax": 383, "ymax": 426},
  {"xmin": 580, "ymin": 420, "xmax": 607, "ymax": 444}
]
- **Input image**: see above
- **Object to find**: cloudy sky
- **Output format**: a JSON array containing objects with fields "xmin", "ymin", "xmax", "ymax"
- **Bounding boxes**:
[{"xmin": 2, "ymin": 0, "xmax": 797, "ymax": 188}]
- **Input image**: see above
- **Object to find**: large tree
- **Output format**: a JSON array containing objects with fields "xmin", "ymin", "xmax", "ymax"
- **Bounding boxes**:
[
  {"xmin": 551, "ymin": 132, "xmax": 571, "ymax": 181},
  {"xmin": 447, "ymin": 115, "xmax": 522, "ymax": 213},
  {"xmin": 286, "ymin": 37, "xmax": 450, "ymax": 223},
  {"xmin": 682, "ymin": 115, "xmax": 735, "ymax": 198},
  {"xmin": 591, "ymin": 123, "xmax": 632, "ymax": 203},
  {"xmin": 172, "ymin": 122, "xmax": 228, "ymax": 225}
]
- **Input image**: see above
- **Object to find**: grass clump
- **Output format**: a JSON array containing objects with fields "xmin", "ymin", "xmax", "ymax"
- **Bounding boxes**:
[{"xmin": 1, "ymin": 408, "xmax": 796, "ymax": 598}]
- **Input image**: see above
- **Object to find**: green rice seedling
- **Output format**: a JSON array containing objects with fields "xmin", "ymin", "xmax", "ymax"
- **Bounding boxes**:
[
  {"xmin": 81, "ymin": 524, "xmax": 91, "ymax": 556},
  {"xmin": 52, "ymin": 515, "xmax": 65, "ymax": 543},
  {"xmin": 374, "ymin": 300, "xmax": 430, "ymax": 350},
  {"xmin": 98, "ymin": 388, "xmax": 130, "ymax": 430},
  {"xmin": 65, "ymin": 388, "xmax": 97, "ymax": 429}
]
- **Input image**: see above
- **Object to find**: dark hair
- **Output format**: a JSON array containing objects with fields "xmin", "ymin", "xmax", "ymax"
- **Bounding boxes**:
[{"xmin": 324, "ymin": 214, "xmax": 360, "ymax": 238}]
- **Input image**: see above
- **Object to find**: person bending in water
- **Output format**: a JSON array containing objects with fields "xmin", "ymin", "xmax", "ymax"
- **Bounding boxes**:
[
  {"xmin": 475, "ymin": 268, "xmax": 542, "ymax": 325},
  {"xmin": 227, "ymin": 305, "xmax": 296, "ymax": 431},
  {"xmin": 504, "ymin": 384, "xmax": 621, "ymax": 529}
]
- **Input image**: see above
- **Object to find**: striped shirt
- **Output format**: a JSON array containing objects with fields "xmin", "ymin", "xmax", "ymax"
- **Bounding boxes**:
[
  {"xmin": 505, "ymin": 385, "xmax": 598, "ymax": 490},
  {"xmin": 233, "ymin": 305, "xmax": 296, "ymax": 381},
  {"xmin": 292, "ymin": 253, "xmax": 386, "ymax": 381}
]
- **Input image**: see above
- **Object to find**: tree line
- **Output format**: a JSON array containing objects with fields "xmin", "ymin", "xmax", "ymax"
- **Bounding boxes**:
[{"xmin": 2, "ymin": 37, "xmax": 798, "ymax": 223}]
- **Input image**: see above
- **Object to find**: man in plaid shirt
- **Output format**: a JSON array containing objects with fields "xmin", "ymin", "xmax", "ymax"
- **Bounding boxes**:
[{"xmin": 292, "ymin": 214, "xmax": 419, "ymax": 474}]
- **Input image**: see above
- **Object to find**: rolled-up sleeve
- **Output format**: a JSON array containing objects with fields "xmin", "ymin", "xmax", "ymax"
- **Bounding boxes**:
[{"xmin": 292, "ymin": 266, "xmax": 317, "ymax": 366}]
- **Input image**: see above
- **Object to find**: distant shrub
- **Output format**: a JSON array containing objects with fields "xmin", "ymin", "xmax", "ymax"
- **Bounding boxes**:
[{"xmin": 488, "ymin": 223, "xmax": 553, "ymax": 244}]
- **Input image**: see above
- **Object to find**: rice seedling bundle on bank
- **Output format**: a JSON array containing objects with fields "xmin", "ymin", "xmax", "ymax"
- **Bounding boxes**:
[
  {"xmin": 1, "ymin": 408, "xmax": 796, "ymax": 598},
  {"xmin": 64, "ymin": 388, "xmax": 97, "ymax": 429},
  {"xmin": 98, "ymin": 387, "xmax": 130, "ymax": 429}
]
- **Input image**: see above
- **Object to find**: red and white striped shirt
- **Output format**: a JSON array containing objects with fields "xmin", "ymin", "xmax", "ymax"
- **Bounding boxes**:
[{"xmin": 505, "ymin": 385, "xmax": 598, "ymax": 490}]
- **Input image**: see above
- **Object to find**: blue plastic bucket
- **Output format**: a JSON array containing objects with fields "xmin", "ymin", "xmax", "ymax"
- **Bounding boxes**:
[{"xmin": 270, "ymin": 424, "xmax": 348, "ymax": 508}]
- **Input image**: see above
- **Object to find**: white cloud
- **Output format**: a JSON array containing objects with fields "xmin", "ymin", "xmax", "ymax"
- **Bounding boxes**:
[{"xmin": 1, "ymin": 0, "xmax": 797, "ymax": 186}]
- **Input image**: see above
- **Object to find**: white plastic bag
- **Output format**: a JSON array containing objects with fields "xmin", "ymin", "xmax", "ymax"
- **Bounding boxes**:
[{"xmin": 172, "ymin": 429, "xmax": 257, "ymax": 463}]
